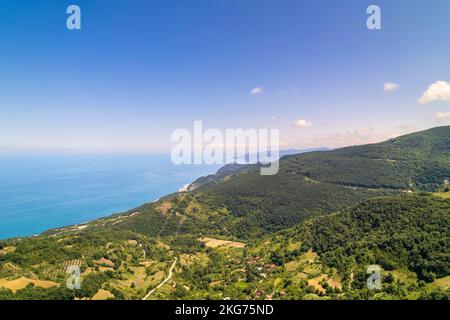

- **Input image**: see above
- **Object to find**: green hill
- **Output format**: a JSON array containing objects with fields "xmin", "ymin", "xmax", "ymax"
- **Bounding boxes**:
[
  {"xmin": 0, "ymin": 126, "xmax": 449, "ymax": 300},
  {"xmin": 283, "ymin": 125, "xmax": 450, "ymax": 191},
  {"xmin": 304, "ymin": 194, "xmax": 449, "ymax": 283},
  {"xmin": 185, "ymin": 126, "xmax": 450, "ymax": 237}
]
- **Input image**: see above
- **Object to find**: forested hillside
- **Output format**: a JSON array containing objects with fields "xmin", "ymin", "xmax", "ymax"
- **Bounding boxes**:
[
  {"xmin": 0, "ymin": 127, "xmax": 449, "ymax": 300},
  {"xmin": 283, "ymin": 126, "xmax": 450, "ymax": 191},
  {"xmin": 187, "ymin": 126, "xmax": 450, "ymax": 236},
  {"xmin": 244, "ymin": 194, "xmax": 450, "ymax": 300},
  {"xmin": 294, "ymin": 194, "xmax": 449, "ymax": 292}
]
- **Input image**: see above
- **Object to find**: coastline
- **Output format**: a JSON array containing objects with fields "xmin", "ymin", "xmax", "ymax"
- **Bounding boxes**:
[
  {"xmin": 4, "ymin": 195, "xmax": 170, "ymax": 242},
  {"xmin": 0, "ymin": 154, "xmax": 222, "ymax": 241},
  {"xmin": 1, "ymin": 179, "xmax": 197, "ymax": 242},
  {"xmin": 178, "ymin": 183, "xmax": 191, "ymax": 193}
]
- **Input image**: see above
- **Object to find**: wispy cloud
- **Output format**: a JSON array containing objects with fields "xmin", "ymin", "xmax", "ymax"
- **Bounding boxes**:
[
  {"xmin": 384, "ymin": 82, "xmax": 400, "ymax": 92},
  {"xmin": 284, "ymin": 127, "xmax": 399, "ymax": 149},
  {"xmin": 418, "ymin": 81, "xmax": 450, "ymax": 104},
  {"xmin": 435, "ymin": 111, "xmax": 450, "ymax": 120},
  {"xmin": 251, "ymin": 87, "xmax": 263, "ymax": 96},
  {"xmin": 293, "ymin": 119, "xmax": 314, "ymax": 128}
]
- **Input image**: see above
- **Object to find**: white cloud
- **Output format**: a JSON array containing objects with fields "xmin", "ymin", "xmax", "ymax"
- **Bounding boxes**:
[
  {"xmin": 294, "ymin": 119, "xmax": 314, "ymax": 128},
  {"xmin": 251, "ymin": 87, "xmax": 263, "ymax": 95},
  {"xmin": 418, "ymin": 81, "xmax": 450, "ymax": 104},
  {"xmin": 384, "ymin": 83, "xmax": 400, "ymax": 92},
  {"xmin": 435, "ymin": 111, "xmax": 450, "ymax": 120}
]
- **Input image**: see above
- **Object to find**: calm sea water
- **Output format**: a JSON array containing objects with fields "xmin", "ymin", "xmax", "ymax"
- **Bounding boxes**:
[{"xmin": 0, "ymin": 154, "xmax": 220, "ymax": 240}]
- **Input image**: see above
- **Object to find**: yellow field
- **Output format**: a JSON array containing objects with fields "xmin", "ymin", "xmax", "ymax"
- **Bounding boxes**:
[
  {"xmin": 434, "ymin": 192, "xmax": 450, "ymax": 199},
  {"xmin": 284, "ymin": 260, "xmax": 303, "ymax": 272},
  {"xmin": 126, "ymin": 240, "xmax": 138, "ymax": 246},
  {"xmin": 428, "ymin": 276, "xmax": 450, "ymax": 290},
  {"xmin": 291, "ymin": 272, "xmax": 308, "ymax": 284},
  {"xmin": 303, "ymin": 263, "xmax": 322, "ymax": 276},
  {"xmin": 299, "ymin": 249, "xmax": 318, "ymax": 262},
  {"xmin": 308, "ymin": 275, "xmax": 327, "ymax": 293},
  {"xmin": 0, "ymin": 246, "xmax": 16, "ymax": 255},
  {"xmin": 99, "ymin": 266, "xmax": 114, "ymax": 272},
  {"xmin": 92, "ymin": 289, "xmax": 115, "ymax": 300},
  {"xmin": 308, "ymin": 274, "xmax": 342, "ymax": 292},
  {"xmin": 389, "ymin": 269, "xmax": 417, "ymax": 283},
  {"xmin": 0, "ymin": 277, "xmax": 59, "ymax": 292},
  {"xmin": 156, "ymin": 241, "xmax": 170, "ymax": 250},
  {"xmin": 326, "ymin": 277, "xmax": 342, "ymax": 290},
  {"xmin": 287, "ymin": 241, "xmax": 301, "ymax": 251},
  {"xmin": 198, "ymin": 237, "xmax": 245, "ymax": 248}
]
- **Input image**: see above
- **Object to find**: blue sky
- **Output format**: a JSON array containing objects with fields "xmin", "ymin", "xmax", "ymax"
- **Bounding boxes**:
[{"xmin": 1, "ymin": 0, "xmax": 450, "ymax": 153}]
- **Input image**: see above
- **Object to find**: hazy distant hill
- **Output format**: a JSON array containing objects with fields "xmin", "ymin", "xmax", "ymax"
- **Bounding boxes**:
[
  {"xmin": 186, "ymin": 147, "xmax": 330, "ymax": 191},
  {"xmin": 282, "ymin": 126, "xmax": 450, "ymax": 191}
]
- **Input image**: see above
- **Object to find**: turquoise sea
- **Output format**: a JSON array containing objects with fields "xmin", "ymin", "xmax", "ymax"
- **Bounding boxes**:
[{"xmin": 0, "ymin": 154, "xmax": 220, "ymax": 240}]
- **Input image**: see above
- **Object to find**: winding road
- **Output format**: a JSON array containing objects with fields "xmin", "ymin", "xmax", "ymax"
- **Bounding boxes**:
[{"xmin": 142, "ymin": 257, "xmax": 177, "ymax": 300}]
